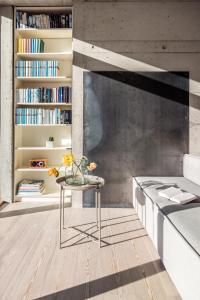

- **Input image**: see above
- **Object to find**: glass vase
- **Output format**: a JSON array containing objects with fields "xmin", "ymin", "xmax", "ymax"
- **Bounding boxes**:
[{"xmin": 65, "ymin": 160, "xmax": 88, "ymax": 186}]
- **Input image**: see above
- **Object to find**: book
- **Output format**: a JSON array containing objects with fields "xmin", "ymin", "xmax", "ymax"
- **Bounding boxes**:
[
  {"xmin": 17, "ymin": 179, "xmax": 45, "ymax": 196},
  {"xmin": 16, "ymin": 108, "xmax": 72, "ymax": 125},
  {"xmin": 158, "ymin": 187, "xmax": 197, "ymax": 204},
  {"xmin": 17, "ymin": 38, "xmax": 44, "ymax": 53},
  {"xmin": 16, "ymin": 60, "xmax": 59, "ymax": 77},
  {"xmin": 16, "ymin": 87, "xmax": 72, "ymax": 103},
  {"xmin": 16, "ymin": 11, "xmax": 72, "ymax": 29}
]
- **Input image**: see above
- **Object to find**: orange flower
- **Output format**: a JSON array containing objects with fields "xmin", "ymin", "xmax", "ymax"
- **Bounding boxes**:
[
  {"xmin": 48, "ymin": 168, "xmax": 59, "ymax": 177},
  {"xmin": 87, "ymin": 162, "xmax": 97, "ymax": 171}
]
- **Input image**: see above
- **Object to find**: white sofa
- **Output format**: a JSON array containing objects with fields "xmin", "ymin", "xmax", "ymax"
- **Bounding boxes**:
[{"xmin": 133, "ymin": 154, "xmax": 200, "ymax": 300}]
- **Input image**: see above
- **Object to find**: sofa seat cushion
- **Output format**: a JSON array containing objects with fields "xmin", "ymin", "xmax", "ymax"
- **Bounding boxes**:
[{"xmin": 134, "ymin": 176, "xmax": 200, "ymax": 256}]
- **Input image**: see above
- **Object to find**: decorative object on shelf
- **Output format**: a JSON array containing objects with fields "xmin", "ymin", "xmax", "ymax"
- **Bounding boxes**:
[
  {"xmin": 46, "ymin": 137, "xmax": 54, "ymax": 148},
  {"xmin": 48, "ymin": 154, "xmax": 97, "ymax": 186},
  {"xmin": 29, "ymin": 158, "xmax": 48, "ymax": 168}
]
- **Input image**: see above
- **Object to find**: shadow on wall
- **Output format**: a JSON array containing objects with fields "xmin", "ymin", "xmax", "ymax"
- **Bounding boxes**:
[
  {"xmin": 73, "ymin": 38, "xmax": 200, "ymax": 103},
  {"xmin": 35, "ymin": 259, "xmax": 165, "ymax": 300}
]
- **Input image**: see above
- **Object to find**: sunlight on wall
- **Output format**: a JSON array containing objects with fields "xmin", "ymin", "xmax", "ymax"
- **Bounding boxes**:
[{"xmin": 73, "ymin": 38, "xmax": 200, "ymax": 97}]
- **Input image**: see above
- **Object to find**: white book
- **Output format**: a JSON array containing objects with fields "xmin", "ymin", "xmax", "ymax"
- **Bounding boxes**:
[
  {"xmin": 159, "ymin": 187, "xmax": 180, "ymax": 199},
  {"xmin": 158, "ymin": 187, "xmax": 196, "ymax": 204},
  {"xmin": 171, "ymin": 193, "xmax": 197, "ymax": 204}
]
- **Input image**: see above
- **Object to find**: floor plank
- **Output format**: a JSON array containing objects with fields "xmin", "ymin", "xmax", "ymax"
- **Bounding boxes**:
[{"xmin": 0, "ymin": 202, "xmax": 181, "ymax": 300}]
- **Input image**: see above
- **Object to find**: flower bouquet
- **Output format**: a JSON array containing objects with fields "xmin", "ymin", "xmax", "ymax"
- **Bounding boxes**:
[{"xmin": 48, "ymin": 154, "xmax": 97, "ymax": 186}]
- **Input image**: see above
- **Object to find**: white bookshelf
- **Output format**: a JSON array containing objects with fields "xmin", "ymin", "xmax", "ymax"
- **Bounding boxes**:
[
  {"xmin": 16, "ymin": 28, "xmax": 72, "ymax": 39},
  {"xmin": 15, "ymin": 124, "xmax": 70, "ymax": 127},
  {"xmin": 16, "ymin": 52, "xmax": 73, "ymax": 60},
  {"xmin": 14, "ymin": 7, "xmax": 73, "ymax": 202},
  {"xmin": 16, "ymin": 76, "xmax": 72, "ymax": 83},
  {"xmin": 16, "ymin": 103, "xmax": 72, "ymax": 108},
  {"xmin": 15, "ymin": 147, "xmax": 71, "ymax": 150}
]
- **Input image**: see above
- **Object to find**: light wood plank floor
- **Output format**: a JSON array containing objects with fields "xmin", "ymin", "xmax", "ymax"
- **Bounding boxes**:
[{"xmin": 0, "ymin": 202, "xmax": 181, "ymax": 300}]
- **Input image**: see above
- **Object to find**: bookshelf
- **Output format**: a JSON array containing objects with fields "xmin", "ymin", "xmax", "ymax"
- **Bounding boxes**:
[
  {"xmin": 16, "ymin": 52, "xmax": 73, "ymax": 60},
  {"xmin": 14, "ymin": 7, "xmax": 73, "ymax": 202}
]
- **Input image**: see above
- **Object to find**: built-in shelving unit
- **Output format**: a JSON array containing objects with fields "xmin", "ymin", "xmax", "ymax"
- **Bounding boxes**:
[
  {"xmin": 14, "ymin": 7, "xmax": 73, "ymax": 202},
  {"xmin": 16, "ymin": 146, "xmax": 71, "ymax": 150},
  {"xmin": 16, "ymin": 52, "xmax": 73, "ymax": 60},
  {"xmin": 16, "ymin": 28, "xmax": 72, "ymax": 39}
]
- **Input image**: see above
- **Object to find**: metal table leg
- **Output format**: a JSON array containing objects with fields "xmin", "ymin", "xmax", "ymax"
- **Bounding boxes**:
[
  {"xmin": 60, "ymin": 186, "xmax": 63, "ymax": 248},
  {"xmin": 97, "ymin": 188, "xmax": 101, "ymax": 248},
  {"xmin": 95, "ymin": 189, "xmax": 98, "ymax": 228},
  {"xmin": 62, "ymin": 188, "xmax": 65, "ymax": 229}
]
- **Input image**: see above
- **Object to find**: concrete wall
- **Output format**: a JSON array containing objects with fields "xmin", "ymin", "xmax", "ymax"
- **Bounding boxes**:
[
  {"xmin": 72, "ymin": 0, "xmax": 200, "ymax": 206},
  {"xmin": 83, "ymin": 71, "xmax": 189, "ymax": 206},
  {"xmin": 0, "ymin": 7, "xmax": 13, "ymax": 203}
]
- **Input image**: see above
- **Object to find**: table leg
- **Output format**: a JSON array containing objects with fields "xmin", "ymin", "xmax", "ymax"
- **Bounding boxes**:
[
  {"xmin": 95, "ymin": 190, "xmax": 98, "ymax": 228},
  {"xmin": 62, "ymin": 188, "xmax": 65, "ymax": 229},
  {"xmin": 98, "ymin": 189, "xmax": 101, "ymax": 248},
  {"xmin": 60, "ymin": 186, "xmax": 63, "ymax": 248}
]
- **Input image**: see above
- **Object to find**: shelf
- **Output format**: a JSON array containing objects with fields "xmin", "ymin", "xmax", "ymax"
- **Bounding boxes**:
[
  {"xmin": 14, "ymin": 9, "xmax": 73, "ymax": 203},
  {"xmin": 15, "ymin": 146, "xmax": 71, "ymax": 151},
  {"xmin": 15, "ymin": 190, "xmax": 72, "ymax": 202},
  {"xmin": 15, "ymin": 124, "xmax": 71, "ymax": 127},
  {"xmin": 16, "ymin": 77, "xmax": 72, "ymax": 83},
  {"xmin": 16, "ymin": 103, "xmax": 72, "ymax": 108},
  {"xmin": 16, "ymin": 52, "xmax": 73, "ymax": 60},
  {"xmin": 16, "ymin": 166, "xmax": 59, "ymax": 172},
  {"xmin": 16, "ymin": 28, "xmax": 72, "ymax": 39}
]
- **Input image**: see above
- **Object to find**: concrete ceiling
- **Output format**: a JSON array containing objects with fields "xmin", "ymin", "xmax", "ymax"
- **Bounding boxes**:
[{"xmin": 0, "ymin": 0, "xmax": 72, "ymax": 6}]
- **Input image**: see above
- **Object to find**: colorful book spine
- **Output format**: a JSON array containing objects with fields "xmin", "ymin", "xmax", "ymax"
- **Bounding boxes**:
[
  {"xmin": 16, "ymin": 108, "xmax": 72, "ymax": 125},
  {"xmin": 16, "ymin": 61, "xmax": 59, "ymax": 77},
  {"xmin": 17, "ymin": 39, "xmax": 44, "ymax": 53},
  {"xmin": 16, "ymin": 12, "xmax": 72, "ymax": 29},
  {"xmin": 16, "ymin": 87, "xmax": 72, "ymax": 103}
]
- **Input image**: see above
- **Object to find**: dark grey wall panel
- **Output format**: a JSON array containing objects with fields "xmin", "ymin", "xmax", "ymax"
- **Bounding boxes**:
[{"xmin": 83, "ymin": 72, "xmax": 189, "ymax": 206}]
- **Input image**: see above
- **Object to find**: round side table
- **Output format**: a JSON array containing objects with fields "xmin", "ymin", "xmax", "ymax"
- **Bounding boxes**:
[{"xmin": 56, "ymin": 175, "xmax": 104, "ymax": 248}]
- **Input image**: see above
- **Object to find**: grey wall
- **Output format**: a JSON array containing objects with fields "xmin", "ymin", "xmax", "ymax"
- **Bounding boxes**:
[
  {"xmin": 0, "ymin": 6, "xmax": 13, "ymax": 203},
  {"xmin": 83, "ymin": 71, "xmax": 189, "ymax": 206},
  {"xmin": 72, "ymin": 0, "xmax": 200, "ymax": 206}
]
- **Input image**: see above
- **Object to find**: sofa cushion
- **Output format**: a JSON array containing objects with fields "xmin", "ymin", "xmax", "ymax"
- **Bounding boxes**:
[
  {"xmin": 183, "ymin": 154, "xmax": 200, "ymax": 186},
  {"xmin": 134, "ymin": 176, "xmax": 200, "ymax": 256}
]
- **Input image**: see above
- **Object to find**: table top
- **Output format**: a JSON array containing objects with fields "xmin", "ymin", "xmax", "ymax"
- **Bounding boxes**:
[{"xmin": 56, "ymin": 175, "xmax": 104, "ymax": 191}]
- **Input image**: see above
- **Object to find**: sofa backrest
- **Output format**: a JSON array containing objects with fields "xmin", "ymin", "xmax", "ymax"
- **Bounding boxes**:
[{"xmin": 183, "ymin": 154, "xmax": 200, "ymax": 185}]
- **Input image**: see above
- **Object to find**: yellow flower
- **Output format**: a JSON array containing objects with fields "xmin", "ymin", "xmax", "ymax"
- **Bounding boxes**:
[
  {"xmin": 87, "ymin": 162, "xmax": 97, "ymax": 171},
  {"xmin": 48, "ymin": 168, "xmax": 59, "ymax": 177},
  {"xmin": 63, "ymin": 154, "xmax": 74, "ymax": 167}
]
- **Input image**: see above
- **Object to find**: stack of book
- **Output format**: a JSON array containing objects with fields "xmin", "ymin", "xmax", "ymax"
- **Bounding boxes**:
[
  {"xmin": 16, "ymin": 87, "xmax": 72, "ymax": 103},
  {"xmin": 16, "ymin": 12, "xmax": 72, "ymax": 29},
  {"xmin": 17, "ymin": 38, "xmax": 45, "ymax": 53},
  {"xmin": 16, "ymin": 60, "xmax": 59, "ymax": 77},
  {"xmin": 17, "ymin": 179, "xmax": 45, "ymax": 196},
  {"xmin": 16, "ymin": 108, "xmax": 72, "ymax": 125}
]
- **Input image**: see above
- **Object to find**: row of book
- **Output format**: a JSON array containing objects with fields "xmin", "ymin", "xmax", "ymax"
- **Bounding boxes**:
[
  {"xmin": 16, "ymin": 61, "xmax": 59, "ymax": 77},
  {"xmin": 18, "ymin": 38, "xmax": 45, "ymax": 53},
  {"xmin": 16, "ymin": 108, "xmax": 72, "ymax": 125},
  {"xmin": 16, "ymin": 12, "xmax": 72, "ymax": 29},
  {"xmin": 16, "ymin": 87, "xmax": 72, "ymax": 104},
  {"xmin": 17, "ymin": 179, "xmax": 45, "ymax": 196}
]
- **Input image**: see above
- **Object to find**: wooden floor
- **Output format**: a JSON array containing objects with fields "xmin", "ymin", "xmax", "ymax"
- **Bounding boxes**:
[{"xmin": 0, "ymin": 202, "xmax": 181, "ymax": 300}]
